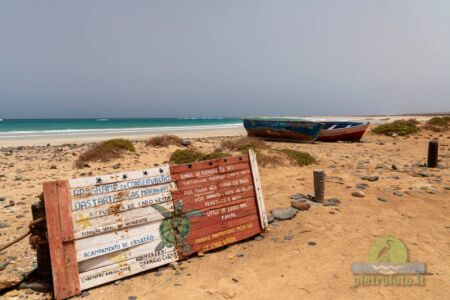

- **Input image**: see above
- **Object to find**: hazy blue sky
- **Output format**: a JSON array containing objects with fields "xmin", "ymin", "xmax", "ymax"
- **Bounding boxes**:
[{"xmin": 1, "ymin": 1, "xmax": 449, "ymax": 118}]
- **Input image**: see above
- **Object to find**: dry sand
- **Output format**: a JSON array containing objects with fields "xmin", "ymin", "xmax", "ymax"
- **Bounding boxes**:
[{"xmin": 0, "ymin": 118, "xmax": 449, "ymax": 299}]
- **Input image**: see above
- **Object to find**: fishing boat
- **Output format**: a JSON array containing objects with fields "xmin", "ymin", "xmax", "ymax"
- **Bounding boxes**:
[
  {"xmin": 317, "ymin": 121, "xmax": 369, "ymax": 142},
  {"xmin": 0, "ymin": 118, "xmax": 3, "ymax": 122},
  {"xmin": 243, "ymin": 118, "xmax": 324, "ymax": 143}
]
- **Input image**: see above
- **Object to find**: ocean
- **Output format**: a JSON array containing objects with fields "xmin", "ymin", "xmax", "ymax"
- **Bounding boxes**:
[{"xmin": 0, "ymin": 118, "xmax": 243, "ymax": 139}]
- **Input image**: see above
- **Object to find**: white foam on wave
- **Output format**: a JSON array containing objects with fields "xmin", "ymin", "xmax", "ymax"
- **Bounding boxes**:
[{"xmin": 0, "ymin": 123, "xmax": 243, "ymax": 138}]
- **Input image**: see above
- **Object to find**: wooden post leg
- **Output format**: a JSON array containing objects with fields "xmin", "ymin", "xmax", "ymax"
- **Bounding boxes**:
[
  {"xmin": 313, "ymin": 170, "xmax": 325, "ymax": 203},
  {"xmin": 427, "ymin": 140, "xmax": 438, "ymax": 168},
  {"xmin": 31, "ymin": 200, "xmax": 52, "ymax": 279}
]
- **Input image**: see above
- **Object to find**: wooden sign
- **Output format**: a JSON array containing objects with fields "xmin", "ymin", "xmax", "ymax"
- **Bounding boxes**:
[{"xmin": 42, "ymin": 150, "xmax": 267, "ymax": 299}]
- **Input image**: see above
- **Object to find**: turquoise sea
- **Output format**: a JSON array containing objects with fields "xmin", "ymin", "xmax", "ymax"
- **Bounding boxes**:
[{"xmin": 0, "ymin": 118, "xmax": 243, "ymax": 139}]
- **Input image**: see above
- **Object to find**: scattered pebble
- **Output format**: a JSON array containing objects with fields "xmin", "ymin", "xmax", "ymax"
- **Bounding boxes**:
[
  {"xmin": 284, "ymin": 235, "xmax": 293, "ymax": 240},
  {"xmin": 352, "ymin": 191, "xmax": 365, "ymax": 198},
  {"xmin": 308, "ymin": 241, "xmax": 317, "ymax": 246},
  {"xmin": 377, "ymin": 197, "xmax": 388, "ymax": 202},
  {"xmin": 393, "ymin": 191, "xmax": 403, "ymax": 196},
  {"xmin": 270, "ymin": 207, "xmax": 298, "ymax": 220}
]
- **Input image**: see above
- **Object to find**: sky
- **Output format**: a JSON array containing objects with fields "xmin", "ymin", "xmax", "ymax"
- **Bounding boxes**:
[{"xmin": 0, "ymin": 1, "xmax": 449, "ymax": 118}]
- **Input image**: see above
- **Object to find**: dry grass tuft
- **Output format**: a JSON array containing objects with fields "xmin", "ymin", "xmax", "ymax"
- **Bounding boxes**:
[
  {"xmin": 221, "ymin": 137, "xmax": 269, "ymax": 154},
  {"xmin": 371, "ymin": 119, "xmax": 420, "ymax": 136},
  {"xmin": 280, "ymin": 149, "xmax": 317, "ymax": 167},
  {"xmin": 75, "ymin": 139, "xmax": 135, "ymax": 168},
  {"xmin": 170, "ymin": 149, "xmax": 232, "ymax": 164},
  {"xmin": 423, "ymin": 117, "xmax": 449, "ymax": 132},
  {"xmin": 146, "ymin": 135, "xmax": 183, "ymax": 147}
]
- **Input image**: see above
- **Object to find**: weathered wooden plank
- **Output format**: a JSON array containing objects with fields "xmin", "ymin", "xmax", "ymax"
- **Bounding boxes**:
[
  {"xmin": 174, "ymin": 188, "xmax": 255, "ymax": 211},
  {"xmin": 43, "ymin": 181, "xmax": 70, "ymax": 300},
  {"xmin": 73, "ymin": 202, "xmax": 173, "ymax": 240},
  {"xmin": 172, "ymin": 175, "xmax": 253, "ymax": 199},
  {"xmin": 79, "ymin": 248, "xmax": 178, "ymax": 290},
  {"xmin": 70, "ymin": 174, "xmax": 172, "ymax": 201},
  {"xmin": 170, "ymin": 167, "xmax": 219, "ymax": 181},
  {"xmin": 71, "ymin": 183, "xmax": 173, "ymax": 211},
  {"xmin": 63, "ymin": 242, "xmax": 81, "ymax": 296},
  {"xmin": 170, "ymin": 155, "xmax": 249, "ymax": 173},
  {"xmin": 180, "ymin": 214, "xmax": 260, "ymax": 256},
  {"xmin": 177, "ymin": 169, "xmax": 251, "ymax": 189},
  {"xmin": 218, "ymin": 162, "xmax": 251, "ymax": 174},
  {"xmin": 248, "ymin": 149, "xmax": 268, "ymax": 229},
  {"xmin": 72, "ymin": 191, "xmax": 172, "ymax": 221},
  {"xmin": 75, "ymin": 221, "xmax": 162, "ymax": 261},
  {"xmin": 78, "ymin": 238, "xmax": 169, "ymax": 273},
  {"xmin": 69, "ymin": 165, "xmax": 170, "ymax": 188}
]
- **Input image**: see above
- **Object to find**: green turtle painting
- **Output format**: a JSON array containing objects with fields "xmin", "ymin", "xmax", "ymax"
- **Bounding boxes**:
[{"xmin": 152, "ymin": 200, "xmax": 204, "ymax": 254}]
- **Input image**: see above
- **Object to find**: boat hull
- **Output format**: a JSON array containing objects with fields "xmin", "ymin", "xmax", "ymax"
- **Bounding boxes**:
[
  {"xmin": 317, "ymin": 122, "xmax": 368, "ymax": 142},
  {"xmin": 243, "ymin": 119, "xmax": 323, "ymax": 143}
]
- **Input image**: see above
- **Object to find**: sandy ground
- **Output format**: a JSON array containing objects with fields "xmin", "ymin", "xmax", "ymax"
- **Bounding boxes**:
[{"xmin": 0, "ymin": 118, "xmax": 449, "ymax": 299}]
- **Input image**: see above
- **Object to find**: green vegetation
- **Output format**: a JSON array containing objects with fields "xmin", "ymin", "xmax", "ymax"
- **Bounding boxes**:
[
  {"xmin": 75, "ymin": 139, "xmax": 135, "ymax": 168},
  {"xmin": 371, "ymin": 119, "xmax": 420, "ymax": 136},
  {"xmin": 170, "ymin": 149, "xmax": 232, "ymax": 164},
  {"xmin": 221, "ymin": 137, "xmax": 268, "ymax": 154},
  {"xmin": 146, "ymin": 135, "xmax": 182, "ymax": 147},
  {"xmin": 428, "ymin": 117, "xmax": 449, "ymax": 127},
  {"xmin": 280, "ymin": 149, "xmax": 317, "ymax": 166}
]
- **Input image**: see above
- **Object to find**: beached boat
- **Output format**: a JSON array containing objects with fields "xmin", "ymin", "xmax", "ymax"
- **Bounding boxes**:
[
  {"xmin": 317, "ymin": 121, "xmax": 369, "ymax": 142},
  {"xmin": 243, "ymin": 118, "xmax": 324, "ymax": 142}
]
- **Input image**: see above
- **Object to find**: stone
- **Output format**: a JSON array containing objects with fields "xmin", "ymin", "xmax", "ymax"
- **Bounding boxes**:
[
  {"xmin": 291, "ymin": 201, "xmax": 310, "ymax": 210},
  {"xmin": 393, "ymin": 191, "xmax": 403, "ymax": 196},
  {"xmin": 307, "ymin": 200, "xmax": 321, "ymax": 207},
  {"xmin": 289, "ymin": 193, "xmax": 307, "ymax": 200},
  {"xmin": 113, "ymin": 164, "xmax": 121, "ymax": 169},
  {"xmin": 267, "ymin": 215, "xmax": 275, "ymax": 224},
  {"xmin": 391, "ymin": 164, "xmax": 398, "ymax": 170},
  {"xmin": 168, "ymin": 262, "xmax": 179, "ymax": 270},
  {"xmin": 0, "ymin": 262, "xmax": 9, "ymax": 271},
  {"xmin": 254, "ymin": 235, "xmax": 263, "ymax": 241},
  {"xmin": 327, "ymin": 198, "xmax": 341, "ymax": 204},
  {"xmin": 181, "ymin": 140, "xmax": 192, "ymax": 146},
  {"xmin": 377, "ymin": 197, "xmax": 387, "ymax": 202},
  {"xmin": 18, "ymin": 281, "xmax": 52, "ymax": 293},
  {"xmin": 290, "ymin": 198, "xmax": 307, "ymax": 205},
  {"xmin": 237, "ymin": 253, "xmax": 244, "ymax": 257},
  {"xmin": 0, "ymin": 223, "xmax": 8, "ymax": 228},
  {"xmin": 114, "ymin": 280, "xmax": 122, "ymax": 285},
  {"xmin": 356, "ymin": 183, "xmax": 367, "ymax": 190},
  {"xmin": 307, "ymin": 193, "xmax": 315, "ymax": 200},
  {"xmin": 308, "ymin": 241, "xmax": 317, "ymax": 246},
  {"xmin": 154, "ymin": 271, "xmax": 162, "ymax": 277},
  {"xmin": 365, "ymin": 176, "xmax": 379, "ymax": 182},
  {"xmin": 284, "ymin": 235, "xmax": 293, "ymax": 240},
  {"xmin": 270, "ymin": 207, "xmax": 298, "ymax": 220},
  {"xmin": 323, "ymin": 202, "xmax": 337, "ymax": 206},
  {"xmin": 81, "ymin": 291, "xmax": 90, "ymax": 297},
  {"xmin": 49, "ymin": 165, "xmax": 57, "ymax": 169},
  {"xmin": 271, "ymin": 222, "xmax": 279, "ymax": 226},
  {"xmin": 232, "ymin": 278, "xmax": 239, "ymax": 283},
  {"xmin": 352, "ymin": 191, "xmax": 365, "ymax": 198},
  {"xmin": 128, "ymin": 297, "xmax": 138, "ymax": 300},
  {"xmin": 0, "ymin": 197, "xmax": 5, "ymax": 201},
  {"xmin": 0, "ymin": 273, "xmax": 24, "ymax": 290}
]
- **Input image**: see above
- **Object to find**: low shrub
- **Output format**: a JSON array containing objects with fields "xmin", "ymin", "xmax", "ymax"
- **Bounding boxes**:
[
  {"xmin": 280, "ymin": 149, "xmax": 317, "ymax": 166},
  {"xmin": 146, "ymin": 135, "xmax": 182, "ymax": 147},
  {"xmin": 371, "ymin": 120, "xmax": 420, "ymax": 136},
  {"xmin": 75, "ymin": 139, "xmax": 135, "ymax": 168},
  {"xmin": 170, "ymin": 149, "xmax": 232, "ymax": 164},
  {"xmin": 221, "ymin": 137, "xmax": 269, "ymax": 154}
]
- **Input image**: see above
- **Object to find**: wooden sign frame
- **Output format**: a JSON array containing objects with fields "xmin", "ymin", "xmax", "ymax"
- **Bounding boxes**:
[{"xmin": 43, "ymin": 150, "xmax": 267, "ymax": 299}]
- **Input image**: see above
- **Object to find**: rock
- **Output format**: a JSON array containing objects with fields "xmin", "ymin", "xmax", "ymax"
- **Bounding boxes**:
[
  {"xmin": 181, "ymin": 141, "xmax": 192, "ymax": 146},
  {"xmin": 112, "ymin": 164, "xmax": 121, "ymax": 169},
  {"xmin": 254, "ymin": 235, "xmax": 263, "ymax": 241},
  {"xmin": 49, "ymin": 165, "xmax": 57, "ymax": 169},
  {"xmin": 237, "ymin": 253, "xmax": 244, "ymax": 257},
  {"xmin": 377, "ymin": 197, "xmax": 387, "ymax": 202},
  {"xmin": 0, "ymin": 273, "xmax": 24, "ymax": 290},
  {"xmin": 128, "ymin": 296, "xmax": 138, "ymax": 300},
  {"xmin": 291, "ymin": 201, "xmax": 310, "ymax": 210},
  {"xmin": 168, "ymin": 262, "xmax": 179, "ymax": 270},
  {"xmin": 0, "ymin": 197, "xmax": 5, "ymax": 201},
  {"xmin": 284, "ymin": 235, "xmax": 293, "ymax": 240},
  {"xmin": 391, "ymin": 164, "xmax": 398, "ymax": 170},
  {"xmin": 271, "ymin": 221, "xmax": 279, "ymax": 226},
  {"xmin": 356, "ymin": 183, "xmax": 367, "ymax": 190},
  {"xmin": 267, "ymin": 215, "xmax": 275, "ymax": 224},
  {"xmin": 154, "ymin": 271, "xmax": 162, "ymax": 276},
  {"xmin": 393, "ymin": 191, "xmax": 403, "ymax": 196},
  {"xmin": 0, "ymin": 262, "xmax": 9, "ymax": 271},
  {"xmin": 18, "ymin": 281, "xmax": 52, "ymax": 293},
  {"xmin": 290, "ymin": 198, "xmax": 307, "ymax": 205},
  {"xmin": 327, "ymin": 198, "xmax": 341, "ymax": 203},
  {"xmin": 270, "ymin": 207, "xmax": 298, "ymax": 220},
  {"xmin": 114, "ymin": 280, "xmax": 122, "ymax": 285},
  {"xmin": 0, "ymin": 223, "xmax": 8, "ymax": 228},
  {"xmin": 323, "ymin": 202, "xmax": 337, "ymax": 206},
  {"xmin": 352, "ymin": 191, "xmax": 365, "ymax": 198},
  {"xmin": 307, "ymin": 200, "xmax": 321, "ymax": 207},
  {"xmin": 232, "ymin": 278, "xmax": 239, "ymax": 283},
  {"xmin": 81, "ymin": 291, "xmax": 90, "ymax": 297},
  {"xmin": 308, "ymin": 241, "xmax": 317, "ymax": 246},
  {"xmin": 289, "ymin": 193, "xmax": 307, "ymax": 200},
  {"xmin": 364, "ymin": 176, "xmax": 379, "ymax": 182},
  {"xmin": 307, "ymin": 193, "xmax": 315, "ymax": 200}
]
